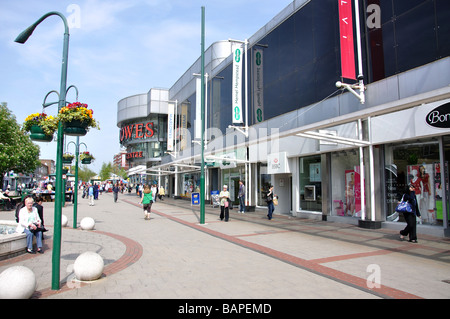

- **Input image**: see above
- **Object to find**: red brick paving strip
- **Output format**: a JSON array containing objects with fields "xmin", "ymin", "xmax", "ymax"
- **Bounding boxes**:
[
  {"xmin": 142, "ymin": 203, "xmax": 423, "ymax": 299},
  {"xmin": 30, "ymin": 229, "xmax": 143, "ymax": 299}
]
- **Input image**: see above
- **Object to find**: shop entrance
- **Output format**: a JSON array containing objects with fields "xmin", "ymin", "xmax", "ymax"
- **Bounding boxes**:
[{"xmin": 273, "ymin": 173, "xmax": 292, "ymax": 215}]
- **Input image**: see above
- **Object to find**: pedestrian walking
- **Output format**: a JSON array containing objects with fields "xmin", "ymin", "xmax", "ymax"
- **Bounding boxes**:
[
  {"xmin": 266, "ymin": 185, "xmax": 278, "ymax": 220},
  {"xmin": 399, "ymin": 183, "xmax": 421, "ymax": 243},
  {"xmin": 140, "ymin": 185, "xmax": 153, "ymax": 220},
  {"xmin": 158, "ymin": 185, "xmax": 165, "ymax": 201},
  {"xmin": 112, "ymin": 183, "xmax": 119, "ymax": 203},
  {"xmin": 88, "ymin": 183, "xmax": 95, "ymax": 206},
  {"xmin": 238, "ymin": 180, "xmax": 246, "ymax": 213},
  {"xmin": 93, "ymin": 183, "xmax": 99, "ymax": 200},
  {"xmin": 219, "ymin": 185, "xmax": 230, "ymax": 222},
  {"xmin": 151, "ymin": 184, "xmax": 157, "ymax": 202}
]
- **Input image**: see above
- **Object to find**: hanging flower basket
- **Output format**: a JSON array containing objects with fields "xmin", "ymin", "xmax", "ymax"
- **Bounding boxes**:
[
  {"xmin": 30, "ymin": 125, "xmax": 53, "ymax": 142},
  {"xmin": 80, "ymin": 151, "xmax": 94, "ymax": 164},
  {"xmin": 23, "ymin": 113, "xmax": 57, "ymax": 142},
  {"xmin": 62, "ymin": 167, "xmax": 69, "ymax": 174},
  {"xmin": 62, "ymin": 153, "xmax": 74, "ymax": 164},
  {"xmin": 57, "ymin": 102, "xmax": 99, "ymax": 137}
]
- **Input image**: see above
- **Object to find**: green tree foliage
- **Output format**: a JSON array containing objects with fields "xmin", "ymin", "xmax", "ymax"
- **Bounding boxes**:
[
  {"xmin": 0, "ymin": 102, "xmax": 40, "ymax": 185},
  {"xmin": 78, "ymin": 165, "xmax": 97, "ymax": 182},
  {"xmin": 99, "ymin": 162, "xmax": 113, "ymax": 181}
]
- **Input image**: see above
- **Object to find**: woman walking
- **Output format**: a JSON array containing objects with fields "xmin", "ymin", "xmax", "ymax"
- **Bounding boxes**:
[
  {"xmin": 266, "ymin": 185, "xmax": 278, "ymax": 220},
  {"xmin": 219, "ymin": 185, "xmax": 230, "ymax": 222},
  {"xmin": 140, "ymin": 185, "xmax": 153, "ymax": 220},
  {"xmin": 399, "ymin": 183, "xmax": 421, "ymax": 243}
]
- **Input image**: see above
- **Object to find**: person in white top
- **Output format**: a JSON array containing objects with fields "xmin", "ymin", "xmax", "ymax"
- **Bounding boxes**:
[{"xmin": 16, "ymin": 197, "xmax": 44, "ymax": 254}]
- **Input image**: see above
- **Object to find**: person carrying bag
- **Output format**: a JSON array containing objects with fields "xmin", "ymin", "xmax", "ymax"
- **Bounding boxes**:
[{"xmin": 399, "ymin": 184, "xmax": 421, "ymax": 243}]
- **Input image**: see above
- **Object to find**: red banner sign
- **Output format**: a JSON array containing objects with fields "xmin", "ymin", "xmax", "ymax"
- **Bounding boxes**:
[{"xmin": 338, "ymin": 0, "xmax": 356, "ymax": 80}]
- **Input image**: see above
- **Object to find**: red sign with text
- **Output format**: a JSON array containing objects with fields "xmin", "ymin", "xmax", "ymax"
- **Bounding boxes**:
[
  {"xmin": 120, "ymin": 122, "xmax": 154, "ymax": 142},
  {"xmin": 338, "ymin": 0, "xmax": 356, "ymax": 80}
]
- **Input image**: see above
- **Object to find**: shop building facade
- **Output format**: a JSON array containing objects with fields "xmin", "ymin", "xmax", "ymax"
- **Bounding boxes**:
[{"xmin": 117, "ymin": 0, "xmax": 450, "ymax": 236}]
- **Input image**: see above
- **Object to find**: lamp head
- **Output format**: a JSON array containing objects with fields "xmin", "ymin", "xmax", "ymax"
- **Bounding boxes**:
[{"xmin": 15, "ymin": 25, "xmax": 37, "ymax": 44}]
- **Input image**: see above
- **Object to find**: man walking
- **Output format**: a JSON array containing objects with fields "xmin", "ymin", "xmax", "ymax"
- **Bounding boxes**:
[{"xmin": 112, "ymin": 183, "xmax": 119, "ymax": 203}]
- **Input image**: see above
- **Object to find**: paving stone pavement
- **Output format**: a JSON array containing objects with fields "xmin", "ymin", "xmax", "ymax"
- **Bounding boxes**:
[{"xmin": 1, "ymin": 191, "xmax": 450, "ymax": 301}]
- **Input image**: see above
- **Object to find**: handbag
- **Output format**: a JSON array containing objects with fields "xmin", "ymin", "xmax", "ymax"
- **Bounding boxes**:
[
  {"xmin": 273, "ymin": 197, "xmax": 278, "ymax": 206},
  {"xmin": 395, "ymin": 198, "xmax": 412, "ymax": 213}
]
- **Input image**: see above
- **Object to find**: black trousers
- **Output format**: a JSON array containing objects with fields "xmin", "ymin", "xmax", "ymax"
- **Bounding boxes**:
[
  {"xmin": 220, "ymin": 206, "xmax": 229, "ymax": 221},
  {"xmin": 400, "ymin": 212, "xmax": 417, "ymax": 240}
]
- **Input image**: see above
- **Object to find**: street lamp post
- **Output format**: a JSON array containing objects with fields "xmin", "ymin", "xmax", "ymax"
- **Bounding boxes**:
[
  {"xmin": 67, "ymin": 138, "xmax": 87, "ymax": 229},
  {"xmin": 15, "ymin": 11, "xmax": 70, "ymax": 290},
  {"xmin": 200, "ymin": 6, "xmax": 206, "ymax": 225}
]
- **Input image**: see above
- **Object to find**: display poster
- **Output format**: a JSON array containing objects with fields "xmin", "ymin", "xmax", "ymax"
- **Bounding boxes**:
[
  {"xmin": 253, "ymin": 48, "xmax": 264, "ymax": 123},
  {"xmin": 345, "ymin": 167, "xmax": 362, "ymax": 217},
  {"xmin": 232, "ymin": 43, "xmax": 243, "ymax": 124},
  {"xmin": 167, "ymin": 102, "xmax": 175, "ymax": 152},
  {"xmin": 407, "ymin": 164, "xmax": 436, "ymax": 224}
]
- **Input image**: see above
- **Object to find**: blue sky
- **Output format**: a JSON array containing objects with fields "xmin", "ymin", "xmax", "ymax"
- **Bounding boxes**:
[{"xmin": 0, "ymin": 0, "xmax": 293, "ymax": 173}]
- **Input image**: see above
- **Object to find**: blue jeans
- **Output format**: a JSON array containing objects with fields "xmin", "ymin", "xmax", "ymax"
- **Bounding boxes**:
[
  {"xmin": 267, "ymin": 201, "xmax": 274, "ymax": 220},
  {"xmin": 24, "ymin": 228, "xmax": 42, "ymax": 250},
  {"xmin": 239, "ymin": 196, "xmax": 246, "ymax": 212}
]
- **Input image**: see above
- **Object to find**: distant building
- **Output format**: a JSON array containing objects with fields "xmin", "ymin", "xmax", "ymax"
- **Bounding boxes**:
[{"xmin": 113, "ymin": 150, "xmax": 129, "ymax": 170}]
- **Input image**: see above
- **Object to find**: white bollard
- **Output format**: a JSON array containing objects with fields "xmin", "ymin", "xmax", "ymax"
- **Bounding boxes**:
[
  {"xmin": 73, "ymin": 251, "xmax": 104, "ymax": 281},
  {"xmin": 80, "ymin": 217, "xmax": 95, "ymax": 230},
  {"xmin": 0, "ymin": 266, "xmax": 36, "ymax": 299}
]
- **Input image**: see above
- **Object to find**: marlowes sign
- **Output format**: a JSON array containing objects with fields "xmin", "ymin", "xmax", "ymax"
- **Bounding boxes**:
[{"xmin": 120, "ymin": 122, "xmax": 155, "ymax": 142}]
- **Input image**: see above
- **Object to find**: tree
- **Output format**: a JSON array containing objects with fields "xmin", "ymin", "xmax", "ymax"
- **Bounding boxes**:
[
  {"xmin": 99, "ymin": 162, "xmax": 113, "ymax": 181},
  {"xmin": 78, "ymin": 165, "xmax": 97, "ymax": 183},
  {"xmin": 0, "ymin": 103, "xmax": 40, "ymax": 186}
]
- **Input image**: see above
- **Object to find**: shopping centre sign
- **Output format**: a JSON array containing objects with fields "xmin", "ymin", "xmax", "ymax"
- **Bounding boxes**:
[{"xmin": 120, "ymin": 122, "xmax": 155, "ymax": 142}]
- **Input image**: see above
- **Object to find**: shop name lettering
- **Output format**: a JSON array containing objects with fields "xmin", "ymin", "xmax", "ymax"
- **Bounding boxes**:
[
  {"xmin": 120, "ymin": 122, "xmax": 154, "ymax": 141},
  {"xmin": 426, "ymin": 102, "xmax": 450, "ymax": 128},
  {"xmin": 271, "ymin": 158, "xmax": 280, "ymax": 170},
  {"xmin": 126, "ymin": 151, "xmax": 143, "ymax": 159}
]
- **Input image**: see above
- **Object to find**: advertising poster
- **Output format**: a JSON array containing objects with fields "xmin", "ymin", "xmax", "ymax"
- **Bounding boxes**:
[{"xmin": 345, "ymin": 167, "xmax": 362, "ymax": 217}]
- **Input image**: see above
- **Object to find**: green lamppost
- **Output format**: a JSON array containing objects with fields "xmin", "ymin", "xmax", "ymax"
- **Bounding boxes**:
[
  {"xmin": 200, "ymin": 6, "xmax": 206, "ymax": 224},
  {"xmin": 67, "ymin": 138, "xmax": 87, "ymax": 229},
  {"xmin": 15, "ymin": 11, "xmax": 70, "ymax": 290}
]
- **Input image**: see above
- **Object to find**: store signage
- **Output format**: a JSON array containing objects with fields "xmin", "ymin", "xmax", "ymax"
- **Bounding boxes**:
[
  {"xmin": 232, "ymin": 44, "xmax": 244, "ymax": 124},
  {"xmin": 126, "ymin": 151, "xmax": 143, "ymax": 160},
  {"xmin": 167, "ymin": 103, "xmax": 175, "ymax": 151},
  {"xmin": 267, "ymin": 152, "xmax": 289, "ymax": 174},
  {"xmin": 426, "ymin": 102, "xmax": 450, "ymax": 128},
  {"xmin": 253, "ymin": 48, "xmax": 264, "ymax": 123},
  {"xmin": 120, "ymin": 122, "xmax": 154, "ymax": 142},
  {"xmin": 338, "ymin": 0, "xmax": 356, "ymax": 80}
]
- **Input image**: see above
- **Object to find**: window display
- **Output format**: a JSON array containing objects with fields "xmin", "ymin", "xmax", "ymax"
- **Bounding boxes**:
[
  {"xmin": 384, "ymin": 139, "xmax": 443, "ymax": 226},
  {"xmin": 331, "ymin": 150, "xmax": 364, "ymax": 218}
]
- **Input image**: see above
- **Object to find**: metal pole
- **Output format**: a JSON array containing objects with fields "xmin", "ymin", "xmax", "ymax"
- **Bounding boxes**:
[
  {"xmin": 200, "ymin": 6, "xmax": 206, "ymax": 224},
  {"xmin": 53, "ymin": 14, "xmax": 69, "ymax": 291},
  {"xmin": 73, "ymin": 136, "xmax": 79, "ymax": 228}
]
